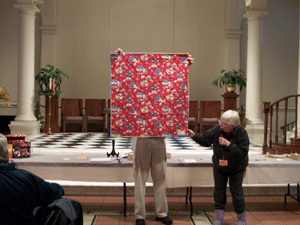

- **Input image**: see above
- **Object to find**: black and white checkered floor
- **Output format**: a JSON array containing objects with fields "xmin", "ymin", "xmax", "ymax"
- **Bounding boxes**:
[{"xmin": 27, "ymin": 132, "xmax": 262, "ymax": 155}]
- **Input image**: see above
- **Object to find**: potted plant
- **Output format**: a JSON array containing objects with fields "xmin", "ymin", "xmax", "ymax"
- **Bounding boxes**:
[
  {"xmin": 212, "ymin": 69, "xmax": 246, "ymax": 93},
  {"xmin": 35, "ymin": 64, "xmax": 69, "ymax": 97},
  {"xmin": 36, "ymin": 65, "xmax": 69, "ymax": 134}
]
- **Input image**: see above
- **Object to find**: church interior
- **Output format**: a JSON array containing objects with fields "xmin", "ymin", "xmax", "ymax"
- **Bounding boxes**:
[{"xmin": 1, "ymin": 0, "xmax": 300, "ymax": 224}]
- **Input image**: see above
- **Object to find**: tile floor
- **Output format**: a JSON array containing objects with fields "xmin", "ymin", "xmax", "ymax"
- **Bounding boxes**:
[{"xmin": 66, "ymin": 194, "xmax": 300, "ymax": 225}]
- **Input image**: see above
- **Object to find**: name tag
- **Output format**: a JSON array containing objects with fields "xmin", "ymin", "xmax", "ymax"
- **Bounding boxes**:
[{"xmin": 219, "ymin": 159, "xmax": 228, "ymax": 166}]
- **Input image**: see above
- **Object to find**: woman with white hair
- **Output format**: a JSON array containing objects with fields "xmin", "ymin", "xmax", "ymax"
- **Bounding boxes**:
[{"xmin": 187, "ymin": 110, "xmax": 250, "ymax": 225}]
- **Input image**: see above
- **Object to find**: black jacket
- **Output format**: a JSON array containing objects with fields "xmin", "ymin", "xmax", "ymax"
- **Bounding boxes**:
[
  {"xmin": 0, "ymin": 162, "xmax": 64, "ymax": 225},
  {"xmin": 192, "ymin": 124, "xmax": 250, "ymax": 173}
]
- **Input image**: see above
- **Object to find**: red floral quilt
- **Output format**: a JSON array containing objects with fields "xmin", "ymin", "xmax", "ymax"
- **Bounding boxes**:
[{"xmin": 110, "ymin": 52, "xmax": 190, "ymax": 137}]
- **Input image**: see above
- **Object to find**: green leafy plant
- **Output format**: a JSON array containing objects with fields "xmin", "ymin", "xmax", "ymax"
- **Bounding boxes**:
[
  {"xmin": 35, "ymin": 64, "xmax": 69, "ymax": 97},
  {"xmin": 212, "ymin": 69, "xmax": 247, "ymax": 92}
]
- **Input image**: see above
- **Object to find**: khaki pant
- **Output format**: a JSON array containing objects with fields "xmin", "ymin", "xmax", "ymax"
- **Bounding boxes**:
[{"xmin": 132, "ymin": 137, "xmax": 168, "ymax": 219}]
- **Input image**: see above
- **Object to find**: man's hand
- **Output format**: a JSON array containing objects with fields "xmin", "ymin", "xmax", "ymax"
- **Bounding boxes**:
[
  {"xmin": 115, "ymin": 48, "xmax": 123, "ymax": 54},
  {"xmin": 187, "ymin": 129, "xmax": 195, "ymax": 138},
  {"xmin": 187, "ymin": 55, "xmax": 194, "ymax": 65}
]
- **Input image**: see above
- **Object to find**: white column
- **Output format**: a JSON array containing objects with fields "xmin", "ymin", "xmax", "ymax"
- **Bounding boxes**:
[
  {"xmin": 38, "ymin": 25, "xmax": 57, "ymax": 120},
  {"xmin": 35, "ymin": 0, "xmax": 58, "ymax": 125},
  {"xmin": 286, "ymin": 1, "xmax": 300, "ymax": 142},
  {"xmin": 40, "ymin": 25, "xmax": 57, "ymax": 66},
  {"xmin": 39, "ymin": 0, "xmax": 57, "ymax": 67},
  {"xmin": 298, "ymin": 3, "xmax": 300, "ymax": 134},
  {"xmin": 225, "ymin": 29, "xmax": 242, "ymax": 106},
  {"xmin": 9, "ymin": 1, "xmax": 41, "ymax": 135},
  {"xmin": 243, "ymin": 10, "xmax": 268, "ymax": 145},
  {"xmin": 225, "ymin": 29, "xmax": 242, "ymax": 68}
]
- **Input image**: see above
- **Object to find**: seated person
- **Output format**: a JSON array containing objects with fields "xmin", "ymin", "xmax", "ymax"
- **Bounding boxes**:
[{"xmin": 0, "ymin": 134, "xmax": 83, "ymax": 225}]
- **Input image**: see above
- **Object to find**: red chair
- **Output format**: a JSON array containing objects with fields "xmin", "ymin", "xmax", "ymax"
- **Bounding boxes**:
[
  {"xmin": 85, "ymin": 99, "xmax": 106, "ymax": 132},
  {"xmin": 199, "ymin": 101, "xmax": 221, "ymax": 134},
  {"xmin": 61, "ymin": 98, "xmax": 85, "ymax": 132},
  {"xmin": 188, "ymin": 100, "xmax": 199, "ymax": 133}
]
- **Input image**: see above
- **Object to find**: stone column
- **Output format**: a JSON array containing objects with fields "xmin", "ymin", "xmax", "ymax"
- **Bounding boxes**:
[
  {"xmin": 243, "ymin": 10, "xmax": 268, "ymax": 145},
  {"xmin": 39, "ymin": 0, "xmax": 57, "ymax": 67},
  {"xmin": 286, "ymin": 4, "xmax": 300, "ymax": 143},
  {"xmin": 225, "ymin": 29, "xmax": 242, "ymax": 108},
  {"xmin": 9, "ymin": 1, "xmax": 41, "ymax": 135},
  {"xmin": 39, "ymin": 25, "xmax": 58, "ymax": 130},
  {"xmin": 225, "ymin": 29, "xmax": 242, "ymax": 71},
  {"xmin": 40, "ymin": 25, "xmax": 57, "ymax": 66},
  {"xmin": 298, "ymin": 4, "xmax": 300, "ymax": 135},
  {"xmin": 38, "ymin": 0, "xmax": 59, "ymax": 130}
]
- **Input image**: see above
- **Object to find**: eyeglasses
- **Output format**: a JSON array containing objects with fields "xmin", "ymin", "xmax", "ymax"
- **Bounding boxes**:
[{"xmin": 219, "ymin": 120, "xmax": 229, "ymax": 127}]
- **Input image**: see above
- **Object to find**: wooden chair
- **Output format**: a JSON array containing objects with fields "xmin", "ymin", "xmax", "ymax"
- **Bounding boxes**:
[
  {"xmin": 188, "ymin": 100, "xmax": 199, "ymax": 133},
  {"xmin": 61, "ymin": 98, "xmax": 85, "ymax": 132},
  {"xmin": 199, "ymin": 101, "xmax": 221, "ymax": 134},
  {"xmin": 85, "ymin": 99, "xmax": 106, "ymax": 132}
]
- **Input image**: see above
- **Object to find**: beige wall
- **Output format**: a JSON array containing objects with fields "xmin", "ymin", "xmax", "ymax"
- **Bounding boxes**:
[
  {"xmin": 0, "ymin": 0, "xmax": 19, "ymax": 104},
  {"xmin": 262, "ymin": 0, "xmax": 299, "ymax": 102},
  {"xmin": 0, "ymin": 0, "xmax": 299, "ymax": 116},
  {"xmin": 54, "ymin": 0, "xmax": 227, "ymax": 102}
]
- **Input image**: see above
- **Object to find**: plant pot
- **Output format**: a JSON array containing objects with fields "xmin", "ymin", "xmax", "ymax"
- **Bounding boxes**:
[{"xmin": 225, "ymin": 84, "xmax": 236, "ymax": 93}]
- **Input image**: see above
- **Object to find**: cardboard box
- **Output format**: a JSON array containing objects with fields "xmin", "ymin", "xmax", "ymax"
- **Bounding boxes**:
[{"xmin": 290, "ymin": 153, "xmax": 300, "ymax": 161}]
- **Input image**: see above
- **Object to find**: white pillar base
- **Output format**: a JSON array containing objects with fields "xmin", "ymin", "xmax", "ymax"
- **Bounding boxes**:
[
  {"xmin": 286, "ymin": 128, "xmax": 300, "ymax": 144},
  {"xmin": 245, "ymin": 123, "xmax": 264, "ymax": 146},
  {"xmin": 9, "ymin": 120, "xmax": 41, "ymax": 135},
  {"xmin": 286, "ymin": 131, "xmax": 294, "ymax": 144}
]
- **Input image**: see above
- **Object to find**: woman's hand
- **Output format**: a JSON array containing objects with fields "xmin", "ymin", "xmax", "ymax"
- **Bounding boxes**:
[{"xmin": 219, "ymin": 137, "xmax": 230, "ymax": 147}]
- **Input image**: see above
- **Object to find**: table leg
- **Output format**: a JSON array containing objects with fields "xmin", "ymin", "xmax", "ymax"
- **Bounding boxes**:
[
  {"xmin": 284, "ymin": 183, "xmax": 300, "ymax": 204},
  {"xmin": 123, "ymin": 183, "xmax": 127, "ymax": 217},
  {"xmin": 189, "ymin": 187, "xmax": 193, "ymax": 216}
]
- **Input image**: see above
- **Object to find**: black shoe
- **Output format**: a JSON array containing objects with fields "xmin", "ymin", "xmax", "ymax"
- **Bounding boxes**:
[
  {"xmin": 136, "ymin": 219, "xmax": 145, "ymax": 225},
  {"xmin": 156, "ymin": 216, "xmax": 173, "ymax": 224}
]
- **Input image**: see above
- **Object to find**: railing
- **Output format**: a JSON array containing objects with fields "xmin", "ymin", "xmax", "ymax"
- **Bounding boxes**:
[
  {"xmin": 281, "ymin": 121, "xmax": 296, "ymax": 132},
  {"xmin": 263, "ymin": 95, "xmax": 300, "ymax": 154}
]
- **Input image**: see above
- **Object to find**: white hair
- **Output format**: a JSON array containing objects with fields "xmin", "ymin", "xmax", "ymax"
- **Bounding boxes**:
[
  {"xmin": 0, "ymin": 134, "xmax": 8, "ymax": 161},
  {"xmin": 221, "ymin": 110, "xmax": 240, "ymax": 126}
]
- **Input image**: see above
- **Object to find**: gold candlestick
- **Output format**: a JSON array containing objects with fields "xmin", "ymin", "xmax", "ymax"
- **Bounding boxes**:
[{"xmin": 47, "ymin": 95, "xmax": 53, "ymax": 135}]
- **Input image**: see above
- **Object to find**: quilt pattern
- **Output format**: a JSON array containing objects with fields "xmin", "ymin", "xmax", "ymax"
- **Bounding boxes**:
[{"xmin": 110, "ymin": 52, "xmax": 190, "ymax": 137}]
